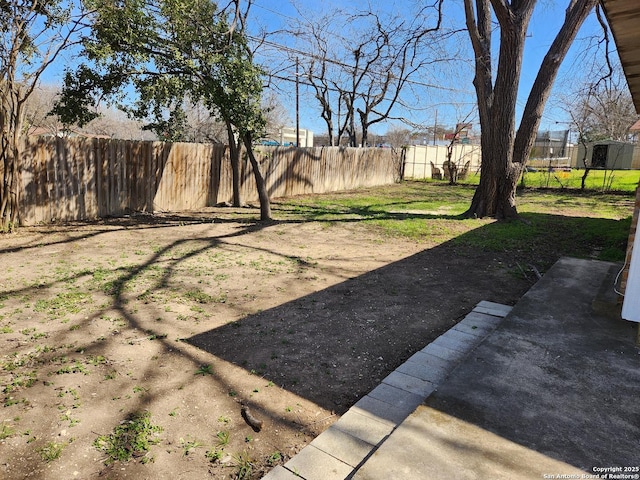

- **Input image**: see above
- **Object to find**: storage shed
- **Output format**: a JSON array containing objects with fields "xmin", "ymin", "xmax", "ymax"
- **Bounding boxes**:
[{"xmin": 573, "ymin": 141, "xmax": 640, "ymax": 170}]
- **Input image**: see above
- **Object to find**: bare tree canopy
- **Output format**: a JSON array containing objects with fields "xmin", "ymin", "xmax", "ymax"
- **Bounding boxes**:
[
  {"xmin": 280, "ymin": 1, "xmax": 451, "ymax": 146},
  {"xmin": 572, "ymin": 77, "xmax": 638, "ymax": 143}
]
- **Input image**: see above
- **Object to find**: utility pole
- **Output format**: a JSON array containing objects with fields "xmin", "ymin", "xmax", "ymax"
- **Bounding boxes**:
[
  {"xmin": 433, "ymin": 109, "xmax": 438, "ymax": 146},
  {"xmin": 296, "ymin": 58, "xmax": 300, "ymax": 147}
]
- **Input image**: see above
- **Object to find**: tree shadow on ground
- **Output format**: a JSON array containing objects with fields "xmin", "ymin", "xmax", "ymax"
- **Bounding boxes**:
[
  {"xmin": 0, "ymin": 204, "xmax": 630, "ymax": 478},
  {"xmin": 186, "ymin": 221, "xmax": 537, "ymax": 414},
  {"xmin": 186, "ymin": 213, "xmax": 635, "ymax": 476},
  {"xmin": 180, "ymin": 209, "xmax": 630, "ymax": 413}
]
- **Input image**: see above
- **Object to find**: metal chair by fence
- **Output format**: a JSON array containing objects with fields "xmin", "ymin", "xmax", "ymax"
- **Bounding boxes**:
[
  {"xmin": 458, "ymin": 161, "xmax": 471, "ymax": 180},
  {"xmin": 430, "ymin": 162, "xmax": 442, "ymax": 180}
]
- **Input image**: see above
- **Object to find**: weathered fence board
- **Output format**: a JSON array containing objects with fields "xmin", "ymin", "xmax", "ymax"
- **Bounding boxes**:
[{"xmin": 18, "ymin": 138, "xmax": 403, "ymax": 225}]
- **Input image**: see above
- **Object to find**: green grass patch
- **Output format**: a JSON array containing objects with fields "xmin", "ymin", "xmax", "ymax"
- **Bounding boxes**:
[
  {"xmin": 278, "ymin": 183, "xmax": 474, "ymax": 223},
  {"xmin": 94, "ymin": 411, "xmax": 162, "ymax": 464},
  {"xmin": 517, "ymin": 169, "xmax": 640, "ymax": 192},
  {"xmin": 453, "ymin": 213, "xmax": 630, "ymax": 260},
  {"xmin": 454, "ymin": 168, "xmax": 640, "ymax": 193},
  {"xmin": 2, "ymin": 371, "xmax": 37, "ymax": 394},
  {"xmin": 34, "ymin": 291, "xmax": 92, "ymax": 318},
  {"xmin": 184, "ymin": 289, "xmax": 215, "ymax": 304},
  {"xmin": 276, "ymin": 180, "xmax": 634, "ymax": 269},
  {"xmin": 38, "ymin": 441, "xmax": 66, "ymax": 462}
]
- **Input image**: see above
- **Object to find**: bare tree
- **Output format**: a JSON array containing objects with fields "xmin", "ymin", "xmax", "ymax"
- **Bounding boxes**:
[
  {"xmin": 354, "ymin": 8, "xmax": 446, "ymax": 147},
  {"xmin": 183, "ymin": 102, "xmax": 226, "ymax": 144},
  {"xmin": 568, "ymin": 79, "xmax": 637, "ymax": 190},
  {"xmin": 1, "ymin": 1, "xmax": 90, "ymax": 230},
  {"xmin": 291, "ymin": 2, "xmax": 447, "ymax": 147},
  {"xmin": 282, "ymin": 12, "xmax": 351, "ymax": 147},
  {"xmin": 462, "ymin": 0, "xmax": 599, "ymax": 219},
  {"xmin": 444, "ymin": 113, "xmax": 475, "ymax": 185},
  {"xmin": 385, "ymin": 126, "xmax": 412, "ymax": 147},
  {"xmin": 23, "ymin": 84, "xmax": 64, "ymax": 136},
  {"xmin": 84, "ymin": 108, "xmax": 158, "ymax": 140},
  {"xmin": 21, "ymin": 85, "xmax": 160, "ymax": 140},
  {"xmin": 575, "ymin": 80, "xmax": 638, "ymax": 143},
  {"xmin": 262, "ymin": 91, "xmax": 291, "ymax": 138}
]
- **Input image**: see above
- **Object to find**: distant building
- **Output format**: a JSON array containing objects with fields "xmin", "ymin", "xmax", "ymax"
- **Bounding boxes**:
[
  {"xmin": 262, "ymin": 127, "xmax": 313, "ymax": 147},
  {"xmin": 444, "ymin": 123, "xmax": 474, "ymax": 142},
  {"xmin": 630, "ymin": 119, "xmax": 640, "ymax": 143},
  {"xmin": 531, "ymin": 130, "xmax": 570, "ymax": 159}
]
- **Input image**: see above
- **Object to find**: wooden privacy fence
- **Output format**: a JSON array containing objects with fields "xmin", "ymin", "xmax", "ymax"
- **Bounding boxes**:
[{"xmin": 18, "ymin": 137, "xmax": 404, "ymax": 225}]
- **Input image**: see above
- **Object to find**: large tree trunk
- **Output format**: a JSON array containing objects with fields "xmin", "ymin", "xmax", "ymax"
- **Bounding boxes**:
[
  {"xmin": 463, "ymin": 0, "xmax": 599, "ymax": 219},
  {"xmin": 467, "ymin": 155, "xmax": 522, "ymax": 218},
  {"xmin": 242, "ymin": 133, "xmax": 271, "ymax": 221},
  {"xmin": 0, "ymin": 132, "xmax": 22, "ymax": 232},
  {"xmin": 1, "ymin": 90, "xmax": 24, "ymax": 232}
]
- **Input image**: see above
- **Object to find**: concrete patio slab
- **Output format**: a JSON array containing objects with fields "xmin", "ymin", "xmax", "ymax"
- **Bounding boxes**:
[
  {"xmin": 265, "ymin": 258, "xmax": 640, "ymax": 479},
  {"xmin": 352, "ymin": 258, "xmax": 640, "ymax": 479}
]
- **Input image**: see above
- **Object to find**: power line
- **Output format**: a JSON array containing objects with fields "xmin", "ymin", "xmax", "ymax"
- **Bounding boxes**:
[
  {"xmin": 250, "ymin": 35, "xmax": 472, "ymax": 94},
  {"xmin": 251, "ymin": 0, "xmax": 307, "ymax": 26},
  {"xmin": 249, "ymin": 2, "xmax": 573, "ymax": 130}
]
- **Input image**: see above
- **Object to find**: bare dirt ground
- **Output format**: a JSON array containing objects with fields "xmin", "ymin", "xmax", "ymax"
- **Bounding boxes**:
[{"xmin": 0, "ymin": 206, "xmax": 531, "ymax": 479}]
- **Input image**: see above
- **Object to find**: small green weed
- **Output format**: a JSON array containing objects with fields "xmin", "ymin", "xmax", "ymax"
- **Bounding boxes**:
[
  {"xmin": 216, "ymin": 430, "xmax": 230, "ymax": 447},
  {"xmin": 38, "ymin": 441, "xmax": 65, "ymax": 462},
  {"xmin": 146, "ymin": 331, "xmax": 167, "ymax": 340},
  {"xmin": 93, "ymin": 411, "xmax": 162, "ymax": 464},
  {"xmin": 232, "ymin": 450, "xmax": 254, "ymax": 480},
  {"xmin": 205, "ymin": 447, "xmax": 224, "ymax": 462},
  {"xmin": 180, "ymin": 437, "xmax": 203, "ymax": 455},
  {"xmin": 266, "ymin": 451, "xmax": 282, "ymax": 466},
  {"xmin": 194, "ymin": 364, "xmax": 214, "ymax": 376},
  {"xmin": 0, "ymin": 423, "xmax": 15, "ymax": 440},
  {"xmin": 60, "ymin": 411, "xmax": 80, "ymax": 427}
]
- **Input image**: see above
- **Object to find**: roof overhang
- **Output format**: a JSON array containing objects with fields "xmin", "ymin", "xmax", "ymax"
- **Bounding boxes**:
[{"xmin": 602, "ymin": 0, "xmax": 640, "ymax": 114}]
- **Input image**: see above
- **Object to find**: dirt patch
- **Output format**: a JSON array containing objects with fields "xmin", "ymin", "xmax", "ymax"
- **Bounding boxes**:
[{"xmin": 0, "ymin": 208, "xmax": 530, "ymax": 479}]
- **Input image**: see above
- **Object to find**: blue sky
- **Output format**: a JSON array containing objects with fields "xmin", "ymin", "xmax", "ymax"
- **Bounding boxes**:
[
  {"xmin": 37, "ymin": 0, "xmax": 613, "ymax": 139},
  {"xmin": 248, "ymin": 0, "xmax": 613, "ymax": 138}
]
